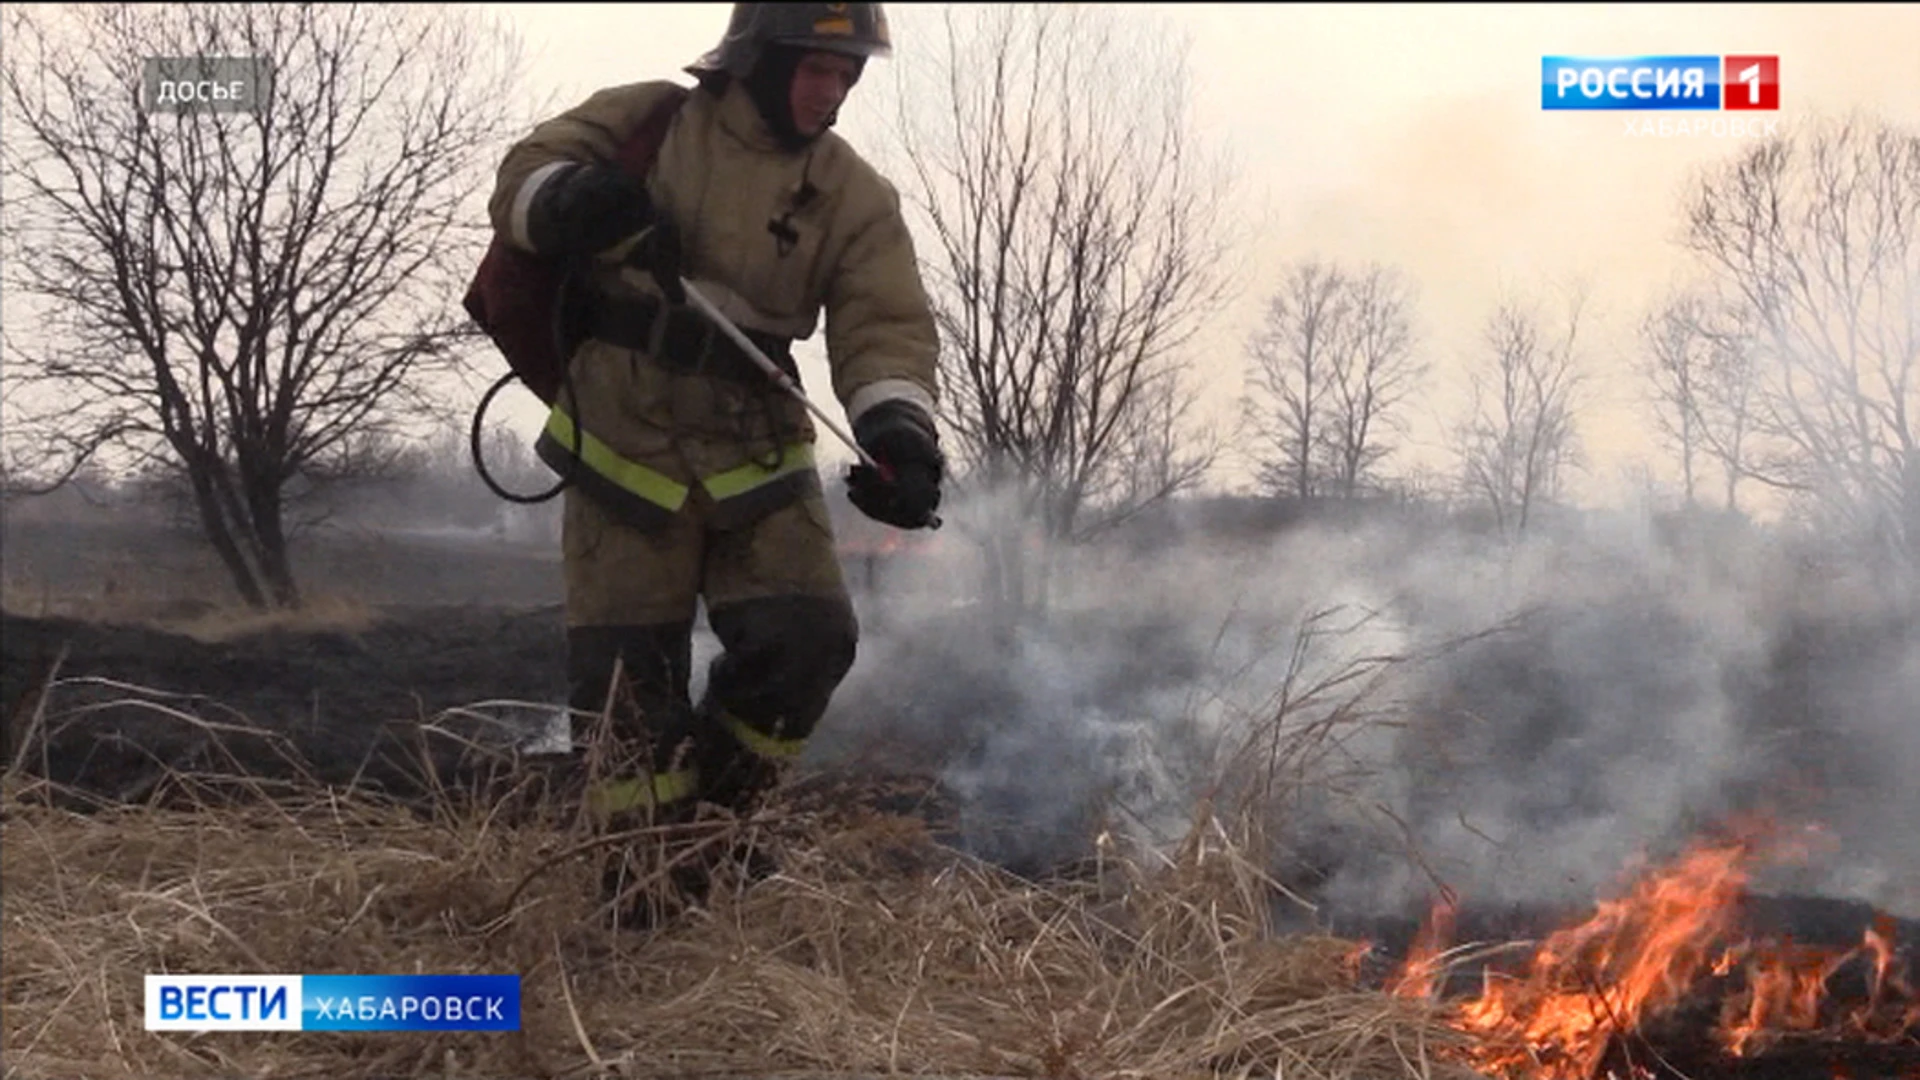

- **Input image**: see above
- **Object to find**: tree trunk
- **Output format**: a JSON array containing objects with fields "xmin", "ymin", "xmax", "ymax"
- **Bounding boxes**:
[
  {"xmin": 185, "ymin": 457, "xmax": 270, "ymax": 610},
  {"xmin": 1681, "ymin": 407, "xmax": 1697, "ymax": 505},
  {"xmin": 246, "ymin": 472, "xmax": 301, "ymax": 608}
]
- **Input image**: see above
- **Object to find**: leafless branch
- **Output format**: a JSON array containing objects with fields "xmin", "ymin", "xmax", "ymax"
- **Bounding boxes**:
[
  {"xmin": 1677, "ymin": 111, "xmax": 1920, "ymax": 565},
  {"xmin": 885, "ymin": 3, "xmax": 1236, "ymax": 610},
  {"xmin": 1451, "ymin": 285, "xmax": 1588, "ymax": 537},
  {"xmin": 0, "ymin": 2, "xmax": 532, "ymax": 608},
  {"xmin": 1638, "ymin": 289, "xmax": 1763, "ymax": 512},
  {"xmin": 1243, "ymin": 261, "xmax": 1426, "ymax": 500}
]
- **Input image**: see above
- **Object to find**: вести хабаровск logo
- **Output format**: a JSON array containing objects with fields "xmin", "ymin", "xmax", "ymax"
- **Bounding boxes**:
[{"xmin": 144, "ymin": 974, "xmax": 520, "ymax": 1032}]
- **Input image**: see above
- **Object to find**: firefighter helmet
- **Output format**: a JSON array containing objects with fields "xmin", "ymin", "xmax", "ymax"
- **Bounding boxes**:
[{"xmin": 688, "ymin": 3, "xmax": 892, "ymax": 80}]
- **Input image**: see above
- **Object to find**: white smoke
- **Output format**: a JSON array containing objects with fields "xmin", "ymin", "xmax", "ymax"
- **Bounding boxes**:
[{"xmin": 815, "ymin": 486, "xmax": 1920, "ymax": 922}]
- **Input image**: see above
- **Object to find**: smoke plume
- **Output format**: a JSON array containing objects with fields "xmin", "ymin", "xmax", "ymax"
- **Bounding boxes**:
[{"xmin": 807, "ymin": 490, "xmax": 1920, "ymax": 925}]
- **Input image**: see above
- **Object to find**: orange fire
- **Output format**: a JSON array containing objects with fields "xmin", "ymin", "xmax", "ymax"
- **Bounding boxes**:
[
  {"xmin": 1389, "ymin": 822, "xmax": 1918, "ymax": 1079},
  {"xmin": 1390, "ymin": 890, "xmax": 1459, "ymax": 1001}
]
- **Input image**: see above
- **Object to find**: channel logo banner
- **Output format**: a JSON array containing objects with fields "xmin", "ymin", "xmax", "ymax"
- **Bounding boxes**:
[
  {"xmin": 1542, "ymin": 55, "xmax": 1781, "ymax": 111},
  {"xmin": 145, "ymin": 974, "xmax": 520, "ymax": 1032}
]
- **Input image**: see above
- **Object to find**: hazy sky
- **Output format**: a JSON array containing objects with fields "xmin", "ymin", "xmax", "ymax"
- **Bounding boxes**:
[
  {"xmin": 475, "ymin": 3, "xmax": 1920, "ymax": 506},
  {"xmin": 13, "ymin": 4, "xmax": 1911, "ymax": 506}
]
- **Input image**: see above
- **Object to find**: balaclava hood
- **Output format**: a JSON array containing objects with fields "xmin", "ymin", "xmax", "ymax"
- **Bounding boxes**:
[{"xmin": 743, "ymin": 43, "xmax": 863, "ymax": 153}]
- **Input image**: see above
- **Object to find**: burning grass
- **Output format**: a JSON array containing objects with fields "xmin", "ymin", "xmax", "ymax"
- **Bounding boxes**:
[
  {"xmin": 1387, "ymin": 819, "xmax": 1920, "ymax": 1080},
  {"xmin": 0, "ymin": 726, "xmax": 1474, "ymax": 1080}
]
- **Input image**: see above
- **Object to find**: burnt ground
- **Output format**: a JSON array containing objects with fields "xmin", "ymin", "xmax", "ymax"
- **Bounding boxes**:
[
  {"xmin": 0, "ymin": 514, "xmax": 975, "ymax": 830},
  {"xmin": 1334, "ymin": 895, "xmax": 1920, "ymax": 1079},
  {"xmin": 0, "ymin": 511, "xmax": 1205, "ymax": 871},
  {"xmin": 2, "ymin": 602, "xmax": 571, "ymax": 805},
  {"xmin": 1338, "ymin": 893, "xmax": 1920, "ymax": 993},
  {"xmin": 2, "ymin": 516, "xmax": 569, "ymax": 806}
]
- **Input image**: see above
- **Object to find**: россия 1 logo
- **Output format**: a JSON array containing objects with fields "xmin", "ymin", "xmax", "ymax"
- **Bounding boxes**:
[{"xmin": 1541, "ymin": 56, "xmax": 1779, "ymax": 111}]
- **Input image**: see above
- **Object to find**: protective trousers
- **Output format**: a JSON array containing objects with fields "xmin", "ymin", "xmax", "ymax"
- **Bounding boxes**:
[{"xmin": 562, "ymin": 477, "xmax": 859, "ymax": 827}]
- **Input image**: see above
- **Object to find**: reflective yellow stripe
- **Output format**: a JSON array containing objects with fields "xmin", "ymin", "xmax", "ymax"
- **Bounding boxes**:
[
  {"xmin": 544, "ymin": 406, "xmax": 690, "ymax": 511},
  {"xmin": 701, "ymin": 443, "xmax": 815, "ymax": 501},
  {"xmin": 587, "ymin": 768, "xmax": 699, "ymax": 816},
  {"xmin": 719, "ymin": 710, "xmax": 807, "ymax": 761}
]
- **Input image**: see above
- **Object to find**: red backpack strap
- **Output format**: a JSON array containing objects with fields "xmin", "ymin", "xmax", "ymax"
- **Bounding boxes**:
[
  {"xmin": 614, "ymin": 84, "xmax": 692, "ymax": 182},
  {"xmin": 461, "ymin": 84, "xmax": 691, "ymax": 407}
]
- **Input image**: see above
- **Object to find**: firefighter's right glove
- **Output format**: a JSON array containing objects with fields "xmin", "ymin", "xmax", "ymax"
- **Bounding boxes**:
[
  {"xmin": 846, "ymin": 398, "xmax": 944, "ymax": 531},
  {"xmin": 525, "ymin": 162, "xmax": 655, "ymax": 260}
]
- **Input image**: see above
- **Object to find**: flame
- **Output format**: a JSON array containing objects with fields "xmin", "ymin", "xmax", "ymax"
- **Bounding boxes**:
[
  {"xmin": 1342, "ymin": 938, "xmax": 1373, "ymax": 983},
  {"xmin": 1391, "ymin": 822, "xmax": 1919, "ymax": 1079},
  {"xmin": 1719, "ymin": 938, "xmax": 1851, "ymax": 1055},
  {"xmin": 1389, "ymin": 892, "xmax": 1458, "ymax": 1000}
]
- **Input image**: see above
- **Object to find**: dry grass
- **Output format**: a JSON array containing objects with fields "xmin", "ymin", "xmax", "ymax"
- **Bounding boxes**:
[
  {"xmin": 162, "ymin": 593, "xmax": 387, "ymax": 644},
  {"xmin": 0, "ymin": 593, "xmax": 1486, "ymax": 1080},
  {"xmin": 0, "ymin": 581, "xmax": 385, "ymax": 643},
  {"xmin": 1, "ymin": 740, "xmax": 1476, "ymax": 1080}
]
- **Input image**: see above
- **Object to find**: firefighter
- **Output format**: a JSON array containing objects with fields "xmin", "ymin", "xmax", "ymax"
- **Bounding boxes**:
[{"xmin": 484, "ymin": 2, "xmax": 943, "ymax": 926}]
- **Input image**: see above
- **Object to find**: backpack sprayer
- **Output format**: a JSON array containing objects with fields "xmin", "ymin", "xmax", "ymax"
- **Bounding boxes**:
[{"xmin": 467, "ymin": 217, "xmax": 940, "ymax": 529}]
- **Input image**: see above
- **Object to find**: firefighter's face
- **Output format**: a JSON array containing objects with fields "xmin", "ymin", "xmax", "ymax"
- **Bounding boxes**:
[{"xmin": 790, "ymin": 51, "xmax": 860, "ymax": 135}]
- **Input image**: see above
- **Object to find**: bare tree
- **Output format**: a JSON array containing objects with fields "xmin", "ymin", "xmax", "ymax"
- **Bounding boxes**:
[
  {"xmin": 1641, "ymin": 292, "xmax": 1708, "ymax": 506},
  {"xmin": 1324, "ymin": 266, "xmax": 1423, "ymax": 499},
  {"xmin": 885, "ymin": 3, "xmax": 1234, "ymax": 611},
  {"xmin": 1680, "ymin": 113, "xmax": 1920, "ymax": 563},
  {"xmin": 1100, "ymin": 364, "xmax": 1220, "ymax": 531},
  {"xmin": 1244, "ymin": 261, "xmax": 1424, "ymax": 501},
  {"xmin": 1454, "ymin": 288, "xmax": 1587, "ymax": 537},
  {"xmin": 0, "ymin": 3, "xmax": 527, "ymax": 609},
  {"xmin": 1639, "ymin": 288, "xmax": 1761, "ymax": 512},
  {"xmin": 291, "ymin": 419, "xmax": 554, "ymax": 536},
  {"xmin": 1244, "ymin": 261, "xmax": 1347, "ymax": 499}
]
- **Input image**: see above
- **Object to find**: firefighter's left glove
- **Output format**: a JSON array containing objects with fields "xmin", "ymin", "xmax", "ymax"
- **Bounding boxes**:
[
  {"xmin": 846, "ymin": 398, "xmax": 944, "ymax": 531},
  {"xmin": 525, "ymin": 162, "xmax": 656, "ymax": 260},
  {"xmin": 620, "ymin": 217, "xmax": 686, "ymax": 305}
]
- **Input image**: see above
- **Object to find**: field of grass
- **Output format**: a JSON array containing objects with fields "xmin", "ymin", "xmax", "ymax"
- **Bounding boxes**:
[
  {"xmin": 0, "ymin": 513, "xmax": 1473, "ymax": 1079},
  {"xmin": 2, "ymin": 516, "xmax": 566, "ymax": 622},
  {"xmin": 1, "ymin": 768, "xmax": 1472, "ymax": 1079},
  {"xmin": 16, "ymin": 501, "xmax": 1916, "ymax": 1078}
]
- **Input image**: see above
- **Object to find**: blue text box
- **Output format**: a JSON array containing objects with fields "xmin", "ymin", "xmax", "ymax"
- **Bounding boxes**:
[
  {"xmin": 301, "ymin": 975, "xmax": 520, "ymax": 1032},
  {"xmin": 1542, "ymin": 56, "xmax": 1721, "ymax": 111}
]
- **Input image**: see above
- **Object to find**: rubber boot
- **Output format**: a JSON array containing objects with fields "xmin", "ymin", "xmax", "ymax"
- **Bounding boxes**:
[
  {"xmin": 565, "ymin": 622, "xmax": 714, "ymax": 931},
  {"xmin": 692, "ymin": 596, "xmax": 857, "ymax": 890},
  {"xmin": 685, "ymin": 703, "xmax": 783, "ymax": 887},
  {"xmin": 696, "ymin": 594, "xmax": 857, "ymax": 817}
]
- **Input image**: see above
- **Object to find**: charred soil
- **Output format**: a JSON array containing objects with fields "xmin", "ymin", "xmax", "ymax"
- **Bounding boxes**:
[{"xmin": 2, "ymin": 603, "xmax": 570, "ymax": 809}]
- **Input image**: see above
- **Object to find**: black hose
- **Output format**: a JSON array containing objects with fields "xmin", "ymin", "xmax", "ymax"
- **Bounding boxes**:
[{"xmin": 468, "ymin": 266, "xmax": 586, "ymax": 505}]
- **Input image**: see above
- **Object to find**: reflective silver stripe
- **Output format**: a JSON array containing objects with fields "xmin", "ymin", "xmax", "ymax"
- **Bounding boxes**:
[
  {"xmin": 847, "ymin": 378, "xmax": 936, "ymax": 425},
  {"xmin": 509, "ymin": 161, "xmax": 576, "ymax": 252}
]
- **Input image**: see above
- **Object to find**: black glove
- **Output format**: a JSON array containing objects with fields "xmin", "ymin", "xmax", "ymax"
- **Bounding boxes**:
[
  {"xmin": 846, "ymin": 398, "xmax": 944, "ymax": 530},
  {"xmin": 622, "ymin": 216, "xmax": 686, "ymax": 305},
  {"xmin": 526, "ymin": 162, "xmax": 655, "ymax": 259}
]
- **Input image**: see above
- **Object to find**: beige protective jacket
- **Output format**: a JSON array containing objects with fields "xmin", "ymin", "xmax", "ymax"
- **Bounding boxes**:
[{"xmin": 486, "ymin": 77, "xmax": 940, "ymax": 530}]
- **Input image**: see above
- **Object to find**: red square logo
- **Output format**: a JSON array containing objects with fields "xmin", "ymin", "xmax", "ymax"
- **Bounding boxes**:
[{"xmin": 1723, "ymin": 55, "xmax": 1780, "ymax": 110}]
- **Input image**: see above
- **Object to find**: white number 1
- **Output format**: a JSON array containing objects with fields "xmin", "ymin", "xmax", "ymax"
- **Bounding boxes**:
[{"xmin": 1738, "ymin": 63, "xmax": 1762, "ymax": 104}]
